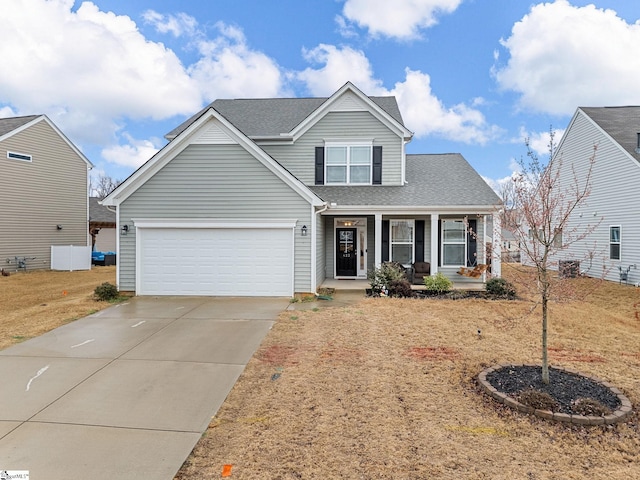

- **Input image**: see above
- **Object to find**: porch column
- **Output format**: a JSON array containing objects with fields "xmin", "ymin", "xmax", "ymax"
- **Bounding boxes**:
[
  {"xmin": 374, "ymin": 213, "xmax": 382, "ymax": 267},
  {"xmin": 492, "ymin": 213, "xmax": 502, "ymax": 277},
  {"xmin": 430, "ymin": 214, "xmax": 438, "ymax": 275}
]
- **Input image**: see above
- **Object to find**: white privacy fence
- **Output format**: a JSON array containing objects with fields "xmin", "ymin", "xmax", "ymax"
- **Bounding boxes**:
[{"xmin": 51, "ymin": 245, "xmax": 92, "ymax": 271}]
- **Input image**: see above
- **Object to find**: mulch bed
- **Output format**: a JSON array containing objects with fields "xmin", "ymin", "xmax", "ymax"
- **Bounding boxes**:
[{"xmin": 486, "ymin": 365, "xmax": 621, "ymax": 415}]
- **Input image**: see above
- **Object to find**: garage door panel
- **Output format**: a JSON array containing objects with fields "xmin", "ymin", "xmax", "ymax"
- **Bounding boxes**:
[{"xmin": 139, "ymin": 228, "xmax": 292, "ymax": 296}]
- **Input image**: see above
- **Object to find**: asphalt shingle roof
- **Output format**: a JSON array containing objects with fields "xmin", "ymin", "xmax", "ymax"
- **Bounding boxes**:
[
  {"xmin": 166, "ymin": 96, "xmax": 404, "ymax": 139},
  {"xmin": 89, "ymin": 197, "xmax": 116, "ymax": 225},
  {"xmin": 580, "ymin": 106, "xmax": 640, "ymax": 162},
  {"xmin": 310, "ymin": 154, "xmax": 500, "ymax": 207},
  {"xmin": 0, "ymin": 115, "xmax": 40, "ymax": 137}
]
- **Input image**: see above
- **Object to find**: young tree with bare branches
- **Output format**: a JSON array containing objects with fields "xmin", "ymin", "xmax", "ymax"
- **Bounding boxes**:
[
  {"xmin": 504, "ymin": 130, "xmax": 598, "ymax": 384},
  {"xmin": 90, "ymin": 174, "xmax": 121, "ymax": 199}
]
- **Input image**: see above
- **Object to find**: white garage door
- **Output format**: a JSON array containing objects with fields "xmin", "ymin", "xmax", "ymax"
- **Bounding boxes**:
[{"xmin": 138, "ymin": 227, "xmax": 293, "ymax": 296}]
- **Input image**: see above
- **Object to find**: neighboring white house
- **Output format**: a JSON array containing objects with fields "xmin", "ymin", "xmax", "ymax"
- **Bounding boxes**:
[
  {"xmin": 552, "ymin": 106, "xmax": 640, "ymax": 284},
  {"xmin": 102, "ymin": 82, "xmax": 501, "ymax": 297},
  {"xmin": 0, "ymin": 115, "xmax": 93, "ymax": 271},
  {"xmin": 89, "ymin": 197, "xmax": 116, "ymax": 252}
]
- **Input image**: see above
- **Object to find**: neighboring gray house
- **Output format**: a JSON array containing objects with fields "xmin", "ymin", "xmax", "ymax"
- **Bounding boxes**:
[
  {"xmin": 89, "ymin": 197, "xmax": 116, "ymax": 252},
  {"xmin": 552, "ymin": 106, "xmax": 640, "ymax": 284},
  {"xmin": 102, "ymin": 83, "xmax": 501, "ymax": 296},
  {"xmin": 0, "ymin": 115, "xmax": 93, "ymax": 271}
]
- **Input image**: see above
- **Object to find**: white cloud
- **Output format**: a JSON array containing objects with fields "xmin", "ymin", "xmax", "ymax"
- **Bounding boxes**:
[
  {"xmin": 188, "ymin": 22, "xmax": 288, "ymax": 100},
  {"xmin": 297, "ymin": 46, "xmax": 501, "ymax": 145},
  {"xmin": 494, "ymin": 0, "xmax": 640, "ymax": 115},
  {"xmin": 340, "ymin": 0, "xmax": 462, "ymax": 39},
  {"xmin": 0, "ymin": 0, "xmax": 201, "ymax": 144},
  {"xmin": 514, "ymin": 127, "xmax": 566, "ymax": 157},
  {"xmin": 142, "ymin": 10, "xmax": 198, "ymax": 37},
  {"xmin": 391, "ymin": 70, "xmax": 503, "ymax": 144},
  {"xmin": 0, "ymin": 106, "xmax": 17, "ymax": 118},
  {"xmin": 101, "ymin": 133, "xmax": 162, "ymax": 169},
  {"xmin": 297, "ymin": 45, "xmax": 385, "ymax": 96}
]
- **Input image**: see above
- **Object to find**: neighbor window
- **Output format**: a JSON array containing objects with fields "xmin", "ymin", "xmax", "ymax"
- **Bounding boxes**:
[
  {"xmin": 325, "ymin": 143, "xmax": 372, "ymax": 184},
  {"xmin": 610, "ymin": 226, "xmax": 621, "ymax": 260},
  {"xmin": 390, "ymin": 220, "xmax": 414, "ymax": 266},
  {"xmin": 442, "ymin": 219, "xmax": 466, "ymax": 266},
  {"xmin": 553, "ymin": 228, "xmax": 563, "ymax": 248},
  {"xmin": 7, "ymin": 151, "xmax": 32, "ymax": 162}
]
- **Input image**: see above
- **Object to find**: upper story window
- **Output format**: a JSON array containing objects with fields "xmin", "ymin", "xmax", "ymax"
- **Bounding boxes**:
[
  {"xmin": 610, "ymin": 226, "xmax": 621, "ymax": 260},
  {"xmin": 325, "ymin": 143, "xmax": 372, "ymax": 185},
  {"xmin": 7, "ymin": 151, "xmax": 32, "ymax": 162}
]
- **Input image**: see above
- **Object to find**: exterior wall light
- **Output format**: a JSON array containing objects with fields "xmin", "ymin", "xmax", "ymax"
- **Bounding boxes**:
[
  {"xmin": 301, "ymin": 225, "xmax": 308, "ymax": 236},
  {"xmin": 121, "ymin": 224, "xmax": 129, "ymax": 235},
  {"xmin": 56, "ymin": 224, "xmax": 63, "ymax": 230}
]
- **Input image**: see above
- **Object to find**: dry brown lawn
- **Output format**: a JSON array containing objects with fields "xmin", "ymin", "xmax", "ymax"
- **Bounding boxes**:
[
  {"xmin": 176, "ymin": 269, "xmax": 640, "ymax": 480},
  {"xmin": 0, "ymin": 266, "xmax": 117, "ymax": 350}
]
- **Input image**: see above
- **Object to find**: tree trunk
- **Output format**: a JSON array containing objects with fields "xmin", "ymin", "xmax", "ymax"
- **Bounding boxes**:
[{"xmin": 541, "ymin": 286, "xmax": 550, "ymax": 384}]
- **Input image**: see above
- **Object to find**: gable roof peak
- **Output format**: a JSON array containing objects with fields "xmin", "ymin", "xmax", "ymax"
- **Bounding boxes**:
[{"xmin": 165, "ymin": 83, "xmax": 409, "ymax": 141}]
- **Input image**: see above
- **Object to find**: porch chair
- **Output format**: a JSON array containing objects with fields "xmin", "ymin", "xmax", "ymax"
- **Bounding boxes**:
[{"xmin": 412, "ymin": 261, "xmax": 431, "ymax": 285}]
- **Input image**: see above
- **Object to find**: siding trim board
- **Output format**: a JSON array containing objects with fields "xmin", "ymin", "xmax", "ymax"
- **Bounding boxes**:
[{"xmin": 132, "ymin": 218, "xmax": 298, "ymax": 229}]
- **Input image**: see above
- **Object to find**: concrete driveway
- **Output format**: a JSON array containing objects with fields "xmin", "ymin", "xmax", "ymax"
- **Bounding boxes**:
[{"xmin": 0, "ymin": 296, "xmax": 289, "ymax": 479}]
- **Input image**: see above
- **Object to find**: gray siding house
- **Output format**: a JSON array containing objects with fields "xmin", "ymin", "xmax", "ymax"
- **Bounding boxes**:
[
  {"xmin": 102, "ymin": 83, "xmax": 501, "ymax": 296},
  {"xmin": 0, "ymin": 115, "xmax": 92, "ymax": 271},
  {"xmin": 552, "ymin": 107, "xmax": 640, "ymax": 284}
]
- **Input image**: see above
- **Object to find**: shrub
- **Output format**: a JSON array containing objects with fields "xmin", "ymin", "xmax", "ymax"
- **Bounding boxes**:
[
  {"xmin": 423, "ymin": 272, "xmax": 452, "ymax": 294},
  {"xmin": 367, "ymin": 263, "xmax": 406, "ymax": 296},
  {"xmin": 516, "ymin": 389, "xmax": 559, "ymax": 412},
  {"xmin": 485, "ymin": 277, "xmax": 517, "ymax": 298},
  {"xmin": 388, "ymin": 279, "xmax": 414, "ymax": 298},
  {"xmin": 571, "ymin": 397, "xmax": 612, "ymax": 417},
  {"xmin": 94, "ymin": 282, "xmax": 119, "ymax": 301}
]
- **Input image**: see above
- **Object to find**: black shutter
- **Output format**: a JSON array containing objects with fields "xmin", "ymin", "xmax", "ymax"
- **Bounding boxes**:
[
  {"xmin": 437, "ymin": 220, "xmax": 442, "ymax": 267},
  {"xmin": 315, "ymin": 147, "xmax": 324, "ymax": 185},
  {"xmin": 382, "ymin": 220, "xmax": 389, "ymax": 262},
  {"xmin": 467, "ymin": 219, "xmax": 477, "ymax": 266},
  {"xmin": 372, "ymin": 146, "xmax": 382, "ymax": 185},
  {"xmin": 415, "ymin": 220, "xmax": 425, "ymax": 263}
]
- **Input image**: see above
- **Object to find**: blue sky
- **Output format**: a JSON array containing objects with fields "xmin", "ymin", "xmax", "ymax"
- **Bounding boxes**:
[{"xmin": 2, "ymin": 0, "xmax": 639, "ymax": 191}]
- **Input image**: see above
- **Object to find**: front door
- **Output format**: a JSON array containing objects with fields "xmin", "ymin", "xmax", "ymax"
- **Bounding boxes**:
[{"xmin": 336, "ymin": 228, "xmax": 357, "ymax": 277}]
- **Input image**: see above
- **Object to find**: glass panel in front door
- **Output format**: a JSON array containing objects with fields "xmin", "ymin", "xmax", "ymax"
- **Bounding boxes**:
[{"xmin": 340, "ymin": 230, "xmax": 354, "ymax": 255}]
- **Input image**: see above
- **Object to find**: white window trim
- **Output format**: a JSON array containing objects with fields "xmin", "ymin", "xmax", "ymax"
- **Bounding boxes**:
[
  {"xmin": 441, "ymin": 219, "xmax": 467, "ymax": 266},
  {"xmin": 324, "ymin": 141, "xmax": 373, "ymax": 185},
  {"xmin": 390, "ymin": 219, "xmax": 415, "ymax": 267},
  {"xmin": 7, "ymin": 151, "xmax": 32, "ymax": 162},
  {"xmin": 610, "ymin": 225, "xmax": 621, "ymax": 261}
]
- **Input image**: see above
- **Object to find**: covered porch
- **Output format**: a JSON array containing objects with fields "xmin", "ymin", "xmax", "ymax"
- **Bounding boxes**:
[{"xmin": 316, "ymin": 210, "xmax": 501, "ymax": 291}]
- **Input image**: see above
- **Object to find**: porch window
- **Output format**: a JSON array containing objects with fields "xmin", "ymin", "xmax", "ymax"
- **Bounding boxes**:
[
  {"xmin": 442, "ymin": 219, "xmax": 466, "ymax": 266},
  {"xmin": 610, "ymin": 226, "xmax": 621, "ymax": 260},
  {"xmin": 390, "ymin": 220, "xmax": 414, "ymax": 266},
  {"xmin": 325, "ymin": 143, "xmax": 372, "ymax": 185}
]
